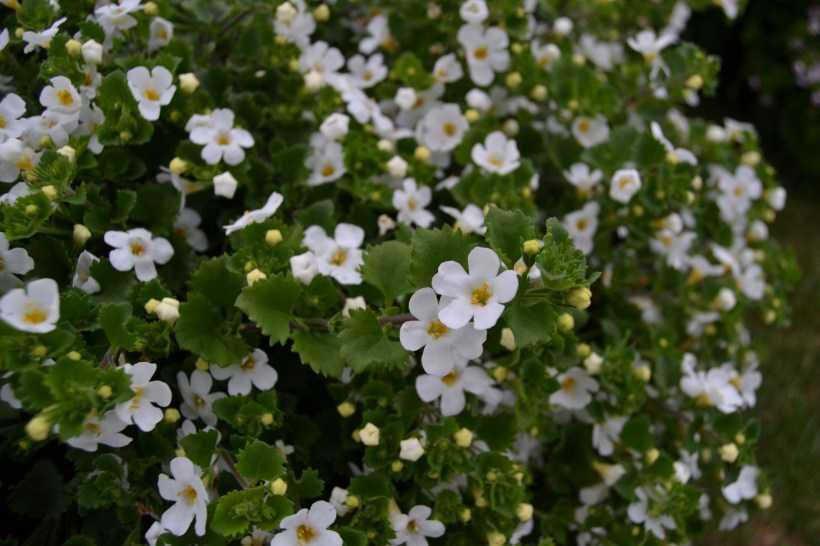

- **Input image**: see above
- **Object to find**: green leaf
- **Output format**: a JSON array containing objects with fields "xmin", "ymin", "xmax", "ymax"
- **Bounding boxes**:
[
  {"xmin": 179, "ymin": 430, "xmax": 219, "ymax": 468},
  {"xmin": 175, "ymin": 294, "xmax": 249, "ymax": 365},
  {"xmin": 410, "ymin": 228, "xmax": 472, "ymax": 288},
  {"xmin": 338, "ymin": 310, "xmax": 407, "ymax": 373},
  {"xmin": 236, "ymin": 441, "xmax": 285, "ymax": 482},
  {"xmin": 235, "ymin": 276, "xmax": 301, "ymax": 346},
  {"xmin": 99, "ymin": 302, "xmax": 135, "ymax": 348},
  {"xmin": 535, "ymin": 219, "xmax": 590, "ymax": 291},
  {"xmin": 291, "ymin": 331, "xmax": 344, "ymax": 377},
  {"xmin": 211, "ymin": 487, "xmax": 293, "ymax": 537},
  {"xmin": 505, "ymin": 299, "xmax": 556, "ymax": 348},
  {"xmin": 485, "ymin": 207, "xmax": 536, "ymax": 265},
  {"xmin": 349, "ymin": 472, "xmax": 393, "ymax": 500},
  {"xmin": 288, "ymin": 468, "xmax": 324, "ymax": 501},
  {"xmin": 362, "ymin": 241, "xmax": 412, "ymax": 304},
  {"xmin": 621, "ymin": 415, "xmax": 653, "ymax": 451},
  {"xmin": 191, "ymin": 257, "xmax": 244, "ymax": 309}
]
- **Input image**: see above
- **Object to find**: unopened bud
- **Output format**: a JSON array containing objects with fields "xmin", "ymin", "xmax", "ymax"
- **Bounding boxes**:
[
  {"xmin": 25, "ymin": 415, "xmax": 50, "ymax": 441},
  {"xmin": 567, "ymin": 287, "xmax": 592, "ymax": 310},
  {"xmin": 270, "ymin": 478, "xmax": 288, "ymax": 495},
  {"xmin": 454, "ymin": 427, "xmax": 473, "ymax": 447}
]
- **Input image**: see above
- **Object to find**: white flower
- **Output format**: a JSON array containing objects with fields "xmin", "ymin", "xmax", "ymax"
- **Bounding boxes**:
[
  {"xmin": 0, "ymin": 183, "xmax": 32, "ymax": 205},
  {"xmin": 347, "ymin": 53, "xmax": 387, "ymax": 88},
  {"xmin": 395, "ymin": 88, "xmax": 418, "ymax": 112},
  {"xmin": 399, "ymin": 438, "xmax": 425, "ymax": 462},
  {"xmin": 22, "ymin": 17, "xmax": 66, "ymax": 53},
  {"xmin": 81, "ymin": 39, "xmax": 103, "ymax": 65},
  {"xmin": 0, "ymin": 278, "xmax": 60, "ymax": 333},
  {"xmin": 416, "ymin": 104, "xmax": 468, "ymax": 152},
  {"xmin": 302, "ymin": 223, "xmax": 365, "ymax": 285},
  {"xmin": 471, "ymin": 131, "xmax": 520, "ymax": 174},
  {"xmin": 457, "ymin": 24, "xmax": 510, "ymax": 86},
  {"xmin": 67, "ymin": 411, "xmax": 132, "ymax": 452},
  {"xmin": 158, "ymin": 457, "xmax": 209, "ymax": 536},
  {"xmin": 95, "ymin": 0, "xmax": 142, "ymax": 36},
  {"xmin": 722, "ymin": 465, "xmax": 759, "ymax": 504},
  {"xmin": 460, "ymin": 0, "xmax": 489, "ymax": 23},
  {"xmin": 72, "ymin": 251, "xmax": 101, "ymax": 294},
  {"xmin": 592, "ymin": 416, "xmax": 627, "ymax": 456},
  {"xmin": 115, "ymin": 362, "xmax": 173, "ymax": 432},
  {"xmin": 105, "ymin": 228, "xmax": 174, "ymax": 282},
  {"xmin": 299, "ymin": 41, "xmax": 345, "ymax": 84},
  {"xmin": 627, "ymin": 30, "xmax": 676, "ymax": 63},
  {"xmin": 342, "ymin": 296, "xmax": 367, "ymax": 318},
  {"xmin": 174, "ymin": 208, "xmax": 208, "ymax": 252},
  {"xmin": 679, "ymin": 353, "xmax": 743, "ymax": 413},
  {"xmin": 177, "ymin": 370, "xmax": 226, "ymax": 427},
  {"xmin": 290, "ymin": 252, "xmax": 319, "ymax": 285},
  {"xmin": 651, "ymin": 122, "xmax": 697, "ymax": 165},
  {"xmin": 609, "ymin": 168, "xmax": 642, "ymax": 203},
  {"xmin": 415, "ymin": 360, "xmax": 492, "ymax": 416},
  {"xmin": 359, "ymin": 14, "xmax": 390, "ymax": 54},
  {"xmin": 440, "ymin": 204, "xmax": 486, "ymax": 235},
  {"xmin": 274, "ymin": 0, "xmax": 316, "ymax": 48},
  {"xmin": 189, "ymin": 109, "xmax": 254, "ymax": 166},
  {"xmin": 0, "ymin": 138, "xmax": 39, "ymax": 182},
  {"xmin": 223, "ymin": 191, "xmax": 284, "ymax": 234},
  {"xmin": 719, "ymin": 508, "xmax": 748, "ymax": 531},
  {"xmin": 572, "ymin": 115, "xmax": 610, "ymax": 148},
  {"xmin": 716, "ymin": 166, "xmax": 762, "ymax": 223},
  {"xmin": 563, "ymin": 202, "xmax": 600, "ymax": 255},
  {"xmin": 400, "ymin": 288, "xmax": 487, "ymax": 375},
  {"xmin": 307, "ymin": 135, "xmax": 346, "ymax": 186},
  {"xmin": 549, "ymin": 367, "xmax": 599, "ymax": 410},
  {"xmin": 432, "ymin": 247, "xmax": 518, "ymax": 330},
  {"xmin": 329, "ymin": 487, "xmax": 349, "ymax": 517},
  {"xmin": 148, "ymin": 17, "xmax": 174, "ymax": 51},
  {"xmin": 628, "ymin": 487, "xmax": 676, "ymax": 540},
  {"xmin": 127, "ymin": 66, "xmax": 176, "ymax": 121},
  {"xmin": 0, "ymin": 94, "xmax": 27, "ymax": 141},
  {"xmin": 271, "ymin": 500, "xmax": 342, "ymax": 546},
  {"xmin": 0, "ymin": 28, "xmax": 8, "ymax": 52},
  {"xmin": 390, "ymin": 505, "xmax": 445, "ymax": 546},
  {"xmin": 0, "ymin": 232, "xmax": 34, "ymax": 277},
  {"xmin": 393, "ymin": 179, "xmax": 435, "ymax": 228},
  {"xmin": 564, "ymin": 163, "xmax": 603, "ymax": 193},
  {"xmin": 532, "ymin": 41, "xmax": 561, "ymax": 69},
  {"xmin": 320, "ymin": 113, "xmax": 350, "ymax": 141},
  {"xmin": 650, "ymin": 229, "xmax": 696, "ymax": 270},
  {"xmin": 433, "ymin": 53, "xmax": 464, "ymax": 83},
  {"xmin": 39, "ymin": 76, "xmax": 82, "ymax": 120},
  {"xmin": 210, "ymin": 349, "xmax": 278, "ymax": 396},
  {"xmin": 213, "ymin": 171, "xmax": 239, "ymax": 199}
]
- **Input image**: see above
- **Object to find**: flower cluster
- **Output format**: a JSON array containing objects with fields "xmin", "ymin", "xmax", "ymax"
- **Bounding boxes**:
[{"xmin": 0, "ymin": 1, "xmax": 794, "ymax": 546}]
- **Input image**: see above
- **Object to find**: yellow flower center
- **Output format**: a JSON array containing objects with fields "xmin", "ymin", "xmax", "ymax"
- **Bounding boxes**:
[
  {"xmin": 296, "ymin": 524, "xmax": 316, "ymax": 543},
  {"xmin": 474, "ymin": 46, "xmax": 488, "ymax": 60},
  {"xmin": 488, "ymin": 154, "xmax": 504, "ymax": 168},
  {"xmin": 426, "ymin": 319, "xmax": 449, "ymax": 339},
  {"xmin": 130, "ymin": 242, "xmax": 146, "ymax": 256},
  {"xmin": 129, "ymin": 386, "xmax": 144, "ymax": 410},
  {"xmin": 22, "ymin": 304, "xmax": 48, "ymax": 325},
  {"xmin": 15, "ymin": 155, "xmax": 33, "ymax": 172},
  {"xmin": 442, "ymin": 121, "xmax": 457, "ymax": 137},
  {"xmin": 193, "ymin": 394, "xmax": 206, "ymax": 408},
  {"xmin": 321, "ymin": 163, "xmax": 336, "ymax": 177},
  {"xmin": 217, "ymin": 132, "xmax": 232, "ymax": 146},
  {"xmin": 407, "ymin": 197, "xmax": 417, "ymax": 210},
  {"xmin": 576, "ymin": 219, "xmax": 588, "ymax": 231},
  {"xmin": 85, "ymin": 422, "xmax": 102, "ymax": 435},
  {"xmin": 695, "ymin": 393, "xmax": 713, "ymax": 407},
  {"xmin": 561, "ymin": 376, "xmax": 576, "ymax": 391},
  {"xmin": 241, "ymin": 356, "xmax": 256, "ymax": 370},
  {"xmin": 733, "ymin": 185, "xmax": 745, "ymax": 197},
  {"xmin": 143, "ymin": 88, "xmax": 160, "ymax": 101},
  {"xmin": 407, "ymin": 519, "xmax": 418, "ymax": 533},
  {"xmin": 577, "ymin": 119, "xmax": 590, "ymax": 134},
  {"xmin": 441, "ymin": 370, "xmax": 460, "ymax": 386},
  {"xmin": 618, "ymin": 176, "xmax": 632, "ymax": 190},
  {"xmin": 56, "ymin": 89, "xmax": 74, "ymax": 107},
  {"xmin": 0, "ymin": 115, "xmax": 6, "ymax": 129},
  {"xmin": 470, "ymin": 282, "xmax": 492, "ymax": 306},
  {"xmin": 180, "ymin": 485, "xmax": 198, "ymax": 505},
  {"xmin": 329, "ymin": 248, "xmax": 348, "ymax": 266}
]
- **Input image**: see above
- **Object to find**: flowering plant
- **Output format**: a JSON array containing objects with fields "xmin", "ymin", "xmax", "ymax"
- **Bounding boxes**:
[{"xmin": 0, "ymin": 1, "xmax": 797, "ymax": 545}]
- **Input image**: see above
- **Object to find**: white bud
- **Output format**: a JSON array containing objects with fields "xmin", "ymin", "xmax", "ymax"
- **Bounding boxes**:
[
  {"xmin": 395, "ymin": 87, "xmax": 417, "ymax": 110},
  {"xmin": 304, "ymin": 69, "xmax": 323, "ymax": 92},
  {"xmin": 386, "ymin": 156, "xmax": 408, "ymax": 178},
  {"xmin": 320, "ymin": 113, "xmax": 350, "ymax": 140},
  {"xmin": 342, "ymin": 296, "xmax": 367, "ymax": 318},
  {"xmin": 399, "ymin": 438, "xmax": 425, "ymax": 461},
  {"xmin": 81, "ymin": 40, "xmax": 103, "ymax": 65},
  {"xmin": 553, "ymin": 17, "xmax": 574, "ymax": 36},
  {"xmin": 213, "ymin": 172, "xmax": 238, "ymax": 199},
  {"xmin": 360, "ymin": 423, "xmax": 380, "ymax": 446}
]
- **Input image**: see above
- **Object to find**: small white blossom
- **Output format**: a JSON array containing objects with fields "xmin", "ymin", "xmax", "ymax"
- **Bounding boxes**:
[
  {"xmin": 177, "ymin": 370, "xmax": 226, "ymax": 427},
  {"xmin": 457, "ymin": 24, "xmax": 510, "ymax": 86},
  {"xmin": 592, "ymin": 415, "xmax": 627, "ymax": 456},
  {"xmin": 563, "ymin": 201, "xmax": 600, "ymax": 256},
  {"xmin": 116, "ymin": 362, "xmax": 173, "ymax": 432},
  {"xmin": 148, "ymin": 17, "xmax": 174, "ymax": 52},
  {"xmin": 189, "ymin": 109, "xmax": 254, "ymax": 166},
  {"xmin": 399, "ymin": 438, "xmax": 425, "ymax": 462},
  {"xmin": 415, "ymin": 360, "xmax": 492, "ymax": 416},
  {"xmin": 609, "ymin": 168, "xmax": 642, "ymax": 203},
  {"xmin": 22, "ymin": 17, "xmax": 66, "ymax": 54},
  {"xmin": 210, "ymin": 349, "xmax": 278, "ymax": 396},
  {"xmin": 628, "ymin": 487, "xmax": 676, "ymax": 540},
  {"xmin": 271, "ymin": 500, "xmax": 342, "ymax": 546},
  {"xmin": 320, "ymin": 113, "xmax": 350, "ymax": 141},
  {"xmin": 105, "ymin": 228, "xmax": 174, "ymax": 282},
  {"xmin": 0, "ymin": 94, "xmax": 27, "ymax": 141},
  {"xmin": 393, "ymin": 178, "xmax": 434, "ymax": 228},
  {"xmin": 722, "ymin": 465, "xmax": 759, "ymax": 504},
  {"xmin": 549, "ymin": 367, "xmax": 599, "ymax": 410},
  {"xmin": 67, "ymin": 411, "xmax": 132, "ymax": 452},
  {"xmin": 302, "ymin": 223, "xmax": 365, "ymax": 285},
  {"xmin": 158, "ymin": 456, "xmax": 209, "ymax": 536},
  {"xmin": 127, "ymin": 66, "xmax": 177, "ymax": 121},
  {"xmin": 564, "ymin": 163, "xmax": 603, "ymax": 193},
  {"xmin": 174, "ymin": 208, "xmax": 208, "ymax": 252},
  {"xmin": 390, "ymin": 505, "xmax": 445, "ymax": 546},
  {"xmin": 572, "ymin": 115, "xmax": 610, "ymax": 148},
  {"xmin": 440, "ymin": 204, "xmax": 486, "ymax": 235},
  {"xmin": 471, "ymin": 131, "xmax": 520, "ymax": 174},
  {"xmin": 416, "ymin": 104, "xmax": 468, "ymax": 152},
  {"xmin": 223, "ymin": 191, "xmax": 284, "ymax": 234},
  {"xmin": 72, "ymin": 251, "xmax": 101, "ymax": 294},
  {"xmin": 0, "ymin": 232, "xmax": 34, "ymax": 277},
  {"xmin": 0, "ymin": 278, "xmax": 60, "ymax": 333}
]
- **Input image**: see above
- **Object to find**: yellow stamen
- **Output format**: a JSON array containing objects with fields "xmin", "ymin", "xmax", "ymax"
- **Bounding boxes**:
[
  {"xmin": 426, "ymin": 319, "xmax": 449, "ymax": 339},
  {"xmin": 470, "ymin": 282, "xmax": 492, "ymax": 306}
]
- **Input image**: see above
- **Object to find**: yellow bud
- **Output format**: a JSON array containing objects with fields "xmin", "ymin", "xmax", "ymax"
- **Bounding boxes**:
[
  {"xmin": 492, "ymin": 366, "xmax": 509, "ymax": 382},
  {"xmin": 15, "ymin": 28, "xmax": 24, "ymax": 39},
  {"xmin": 179, "ymin": 73, "xmax": 200, "ymax": 95},
  {"xmin": 345, "ymin": 495, "xmax": 360, "ymax": 509},
  {"xmin": 576, "ymin": 343, "xmax": 591, "ymax": 358},
  {"xmin": 337, "ymin": 401, "xmax": 355, "ymax": 417},
  {"xmin": 265, "ymin": 229, "xmax": 283, "ymax": 246},
  {"xmin": 32, "ymin": 345, "xmax": 48, "ymax": 357},
  {"xmin": 313, "ymin": 4, "xmax": 330, "ymax": 21},
  {"xmin": 119, "ymin": 131, "xmax": 132, "ymax": 142},
  {"xmin": 487, "ymin": 531, "xmax": 506, "ymax": 546},
  {"xmin": 25, "ymin": 415, "xmax": 51, "ymax": 441},
  {"xmin": 73, "ymin": 224, "xmax": 92, "ymax": 247},
  {"xmin": 391, "ymin": 460, "xmax": 404, "ymax": 472},
  {"xmin": 505, "ymin": 71, "xmax": 522, "ymax": 89},
  {"xmin": 516, "ymin": 503, "xmax": 534, "ymax": 522},
  {"xmin": 143, "ymin": 1, "xmax": 158, "ymax": 15},
  {"xmin": 499, "ymin": 328, "xmax": 516, "ymax": 351},
  {"xmin": 522, "ymin": 239, "xmax": 543, "ymax": 255},
  {"xmin": 459, "ymin": 508, "xmax": 472, "ymax": 523},
  {"xmin": 741, "ymin": 151, "xmax": 760, "ymax": 166},
  {"xmin": 65, "ymin": 39, "xmax": 82, "ymax": 57},
  {"xmin": 645, "ymin": 448, "xmax": 660, "ymax": 464},
  {"xmin": 260, "ymin": 412, "xmax": 274, "ymax": 426},
  {"xmin": 195, "ymin": 357, "xmax": 209, "ymax": 371},
  {"xmin": 360, "ymin": 422, "xmax": 380, "ymax": 446},
  {"xmin": 719, "ymin": 442, "xmax": 739, "ymax": 463},
  {"xmin": 164, "ymin": 408, "xmax": 181, "ymax": 423},
  {"xmin": 414, "ymin": 146, "xmax": 431, "ymax": 162},
  {"xmin": 57, "ymin": 145, "xmax": 76, "ymax": 162},
  {"xmin": 557, "ymin": 312, "xmax": 574, "ymax": 332},
  {"xmin": 735, "ymin": 433, "xmax": 746, "ymax": 445},
  {"xmin": 465, "ymin": 109, "xmax": 480, "ymax": 123},
  {"xmin": 97, "ymin": 385, "xmax": 113, "ymax": 399},
  {"xmin": 246, "ymin": 268, "xmax": 267, "ymax": 286},
  {"xmin": 530, "ymin": 84, "xmax": 548, "ymax": 101},
  {"xmin": 633, "ymin": 364, "xmax": 652, "ymax": 382},
  {"xmin": 486, "ymin": 471, "xmax": 497, "ymax": 482},
  {"xmin": 755, "ymin": 493, "xmax": 772, "ymax": 510},
  {"xmin": 67, "ymin": 351, "xmax": 81, "ymax": 361},
  {"xmin": 686, "ymin": 74, "xmax": 704, "ymax": 90},
  {"xmin": 144, "ymin": 298, "xmax": 161, "ymax": 314},
  {"xmin": 566, "ymin": 287, "xmax": 592, "ymax": 310},
  {"xmin": 270, "ymin": 478, "xmax": 288, "ymax": 495},
  {"xmin": 169, "ymin": 158, "xmax": 188, "ymax": 175},
  {"xmin": 24, "ymin": 204, "xmax": 38, "ymax": 216},
  {"xmin": 454, "ymin": 427, "xmax": 473, "ymax": 447}
]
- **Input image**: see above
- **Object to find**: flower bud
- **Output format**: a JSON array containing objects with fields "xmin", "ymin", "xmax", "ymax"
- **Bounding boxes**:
[
  {"xmin": 583, "ymin": 352, "xmax": 603, "ymax": 375},
  {"xmin": 360, "ymin": 423, "xmax": 380, "ymax": 446},
  {"xmin": 685, "ymin": 74, "xmax": 704, "ymax": 90},
  {"xmin": 81, "ymin": 40, "xmax": 103, "ymax": 64},
  {"xmin": 270, "ymin": 478, "xmax": 288, "ymax": 495},
  {"xmin": 645, "ymin": 448, "xmax": 660, "ymax": 464},
  {"xmin": 143, "ymin": 1, "xmax": 158, "ymax": 15},
  {"xmin": 313, "ymin": 4, "xmax": 330, "ymax": 22},
  {"xmin": 342, "ymin": 296, "xmax": 367, "ymax": 318},
  {"xmin": 505, "ymin": 71, "xmax": 522, "ymax": 89},
  {"xmin": 97, "ymin": 385, "xmax": 113, "ymax": 399},
  {"xmin": 399, "ymin": 438, "xmax": 425, "ymax": 461},
  {"xmin": 516, "ymin": 503, "xmax": 534, "ymax": 522},
  {"xmin": 633, "ymin": 364, "xmax": 652, "ymax": 382},
  {"xmin": 530, "ymin": 84, "xmax": 548, "ymax": 101},
  {"xmin": 386, "ymin": 156, "xmax": 408, "ymax": 178},
  {"xmin": 391, "ymin": 460, "xmax": 404, "ymax": 472},
  {"xmin": 755, "ymin": 493, "xmax": 773, "ymax": 509},
  {"xmin": 719, "ymin": 443, "xmax": 739, "ymax": 463},
  {"xmin": 487, "ymin": 531, "xmax": 506, "ymax": 546},
  {"xmin": 265, "ymin": 229, "xmax": 283, "ymax": 247},
  {"xmin": 454, "ymin": 427, "xmax": 473, "ymax": 447},
  {"xmin": 567, "ymin": 287, "xmax": 592, "ymax": 310},
  {"xmin": 178, "ymin": 72, "xmax": 200, "ymax": 95},
  {"xmin": 246, "ymin": 268, "xmax": 267, "ymax": 286},
  {"xmin": 169, "ymin": 157, "xmax": 188, "ymax": 175},
  {"xmin": 155, "ymin": 298, "xmax": 180, "ymax": 323},
  {"xmin": 557, "ymin": 312, "xmax": 574, "ymax": 332},
  {"xmin": 164, "ymin": 408, "xmax": 181, "ymax": 423},
  {"xmin": 144, "ymin": 298, "xmax": 161, "ymax": 314},
  {"xmin": 500, "ymin": 327, "xmax": 516, "ymax": 351},
  {"xmin": 67, "ymin": 351, "xmax": 82, "ymax": 361},
  {"xmin": 414, "ymin": 146, "xmax": 431, "ymax": 162},
  {"xmin": 213, "ymin": 172, "xmax": 238, "ymax": 199},
  {"xmin": 522, "ymin": 239, "xmax": 543, "ymax": 255},
  {"xmin": 41, "ymin": 185, "xmax": 57, "ymax": 201},
  {"xmin": 26, "ymin": 415, "xmax": 50, "ymax": 441},
  {"xmin": 65, "ymin": 38, "xmax": 82, "ymax": 57}
]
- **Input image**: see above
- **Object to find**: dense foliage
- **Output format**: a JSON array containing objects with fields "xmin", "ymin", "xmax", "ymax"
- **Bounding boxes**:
[{"xmin": 0, "ymin": 1, "xmax": 798, "ymax": 545}]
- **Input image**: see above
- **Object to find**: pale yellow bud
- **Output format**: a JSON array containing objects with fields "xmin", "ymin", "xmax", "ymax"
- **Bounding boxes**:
[
  {"xmin": 360, "ymin": 422, "xmax": 380, "ymax": 446},
  {"xmin": 516, "ymin": 503, "xmax": 534, "ymax": 522},
  {"xmin": 143, "ymin": 1, "xmax": 158, "ymax": 15},
  {"xmin": 144, "ymin": 298, "xmax": 161, "ymax": 314},
  {"xmin": 337, "ymin": 401, "xmax": 355, "ymax": 417},
  {"xmin": 345, "ymin": 495, "xmax": 360, "ymax": 508},
  {"xmin": 633, "ymin": 364, "xmax": 652, "ymax": 382},
  {"xmin": 414, "ymin": 146, "xmax": 431, "ymax": 162},
  {"xmin": 645, "ymin": 448, "xmax": 660, "ymax": 464},
  {"xmin": 25, "ymin": 415, "xmax": 50, "ymax": 441},
  {"xmin": 57, "ymin": 145, "xmax": 76, "ymax": 162},
  {"xmin": 32, "ymin": 345, "xmax": 48, "ymax": 357},
  {"xmin": 530, "ymin": 85, "xmax": 548, "ymax": 101},
  {"xmin": 164, "ymin": 408, "xmax": 181, "ymax": 423},
  {"xmin": 97, "ymin": 385, "xmax": 113, "ymax": 399},
  {"xmin": 65, "ymin": 38, "xmax": 82, "ymax": 57},
  {"xmin": 67, "ymin": 351, "xmax": 81, "ymax": 361},
  {"xmin": 719, "ymin": 443, "xmax": 739, "ymax": 463},
  {"xmin": 567, "ymin": 287, "xmax": 592, "ymax": 310},
  {"xmin": 492, "ymin": 366, "xmax": 509, "ymax": 382},
  {"xmin": 246, "ymin": 268, "xmax": 267, "ymax": 286},
  {"xmin": 522, "ymin": 239, "xmax": 543, "ymax": 255},
  {"xmin": 195, "ymin": 357, "xmax": 209, "ymax": 371},
  {"xmin": 169, "ymin": 157, "xmax": 188, "ymax": 175},
  {"xmin": 24, "ymin": 204, "xmax": 38, "ymax": 216},
  {"xmin": 465, "ymin": 109, "xmax": 480, "ymax": 123},
  {"xmin": 73, "ymin": 224, "xmax": 92, "ymax": 246},
  {"xmin": 179, "ymin": 73, "xmax": 200, "ymax": 95},
  {"xmin": 499, "ymin": 328, "xmax": 516, "ymax": 351},
  {"xmin": 557, "ymin": 312, "xmax": 574, "ymax": 332},
  {"xmin": 313, "ymin": 4, "xmax": 330, "ymax": 21},
  {"xmin": 505, "ymin": 71, "xmax": 522, "ymax": 89},
  {"xmin": 270, "ymin": 478, "xmax": 288, "ymax": 495},
  {"xmin": 459, "ymin": 508, "xmax": 472, "ymax": 523},
  {"xmin": 265, "ymin": 229, "xmax": 283, "ymax": 246},
  {"xmin": 487, "ymin": 531, "xmax": 506, "ymax": 546},
  {"xmin": 755, "ymin": 493, "xmax": 772, "ymax": 509},
  {"xmin": 454, "ymin": 427, "xmax": 473, "ymax": 447},
  {"xmin": 686, "ymin": 74, "xmax": 704, "ymax": 90},
  {"xmin": 391, "ymin": 460, "xmax": 404, "ymax": 472},
  {"xmin": 260, "ymin": 412, "xmax": 274, "ymax": 426}
]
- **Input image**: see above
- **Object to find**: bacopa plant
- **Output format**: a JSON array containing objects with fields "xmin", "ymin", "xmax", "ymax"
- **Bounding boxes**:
[{"xmin": 0, "ymin": 1, "xmax": 799, "ymax": 545}]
